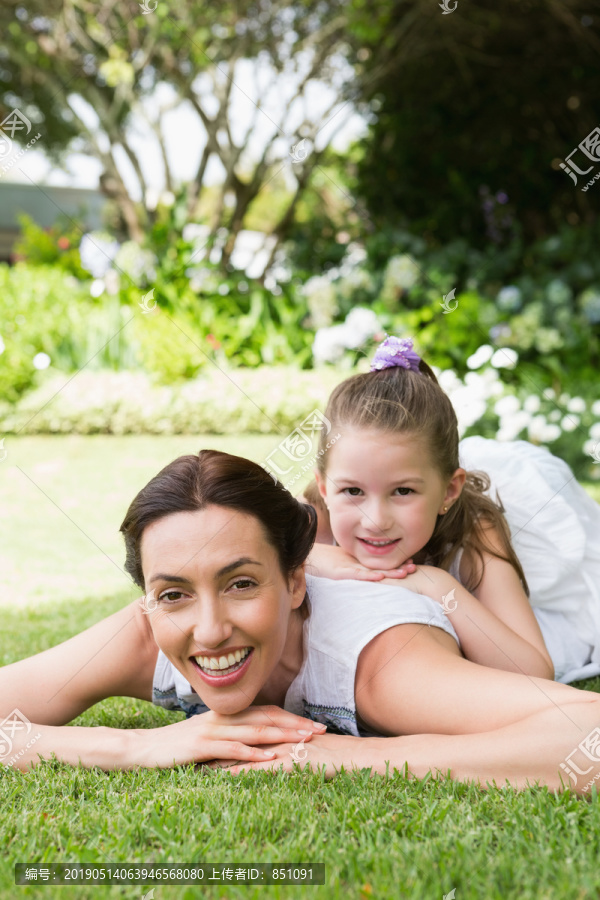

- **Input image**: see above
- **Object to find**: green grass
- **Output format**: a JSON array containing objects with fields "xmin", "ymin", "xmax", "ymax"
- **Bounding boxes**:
[{"xmin": 2, "ymin": 436, "xmax": 600, "ymax": 899}]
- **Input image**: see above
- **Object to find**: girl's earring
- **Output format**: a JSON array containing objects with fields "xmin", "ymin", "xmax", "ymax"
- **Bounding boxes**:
[{"xmin": 442, "ymin": 506, "xmax": 448, "ymax": 513}]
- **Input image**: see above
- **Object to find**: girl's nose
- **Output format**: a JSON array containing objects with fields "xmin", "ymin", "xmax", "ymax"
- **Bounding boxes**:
[{"xmin": 361, "ymin": 499, "xmax": 394, "ymax": 533}]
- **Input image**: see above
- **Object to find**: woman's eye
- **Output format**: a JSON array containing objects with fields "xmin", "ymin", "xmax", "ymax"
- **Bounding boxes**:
[
  {"xmin": 343, "ymin": 487, "xmax": 363, "ymax": 496},
  {"xmin": 158, "ymin": 590, "xmax": 186, "ymax": 604},
  {"xmin": 230, "ymin": 579, "xmax": 256, "ymax": 590},
  {"xmin": 395, "ymin": 487, "xmax": 414, "ymax": 496}
]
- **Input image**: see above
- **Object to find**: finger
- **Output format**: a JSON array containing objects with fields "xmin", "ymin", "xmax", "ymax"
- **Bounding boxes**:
[
  {"xmin": 350, "ymin": 569, "xmax": 386, "ymax": 581},
  {"xmin": 202, "ymin": 741, "xmax": 281, "ymax": 763},
  {"xmin": 234, "ymin": 706, "xmax": 327, "ymax": 733},
  {"xmin": 212, "ymin": 725, "xmax": 320, "ymax": 745}
]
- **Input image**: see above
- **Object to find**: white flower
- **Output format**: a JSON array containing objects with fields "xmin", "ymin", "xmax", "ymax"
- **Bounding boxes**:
[
  {"xmin": 90, "ymin": 279, "xmax": 105, "ymax": 298},
  {"xmin": 543, "ymin": 387, "xmax": 556, "ymax": 401},
  {"xmin": 567, "ymin": 397, "xmax": 586, "ymax": 413},
  {"xmin": 561, "ymin": 415, "xmax": 579, "ymax": 432},
  {"xmin": 0, "ymin": 334, "xmax": 4, "ymax": 355},
  {"xmin": 523, "ymin": 395, "xmax": 541, "ymax": 413},
  {"xmin": 528, "ymin": 416, "xmax": 560, "ymax": 443},
  {"xmin": 79, "ymin": 233, "xmax": 120, "ymax": 279},
  {"xmin": 496, "ymin": 410, "xmax": 531, "ymax": 441},
  {"xmin": 490, "ymin": 348, "xmax": 518, "ymax": 369},
  {"xmin": 33, "ymin": 352, "xmax": 51, "ymax": 370},
  {"xmin": 312, "ymin": 325, "xmax": 348, "ymax": 364},
  {"xmin": 496, "ymin": 286, "xmax": 522, "ymax": 311},
  {"xmin": 466, "ymin": 345, "xmax": 494, "ymax": 369},
  {"xmin": 343, "ymin": 307, "xmax": 381, "ymax": 348},
  {"xmin": 549, "ymin": 410, "xmax": 562, "ymax": 422},
  {"xmin": 592, "ymin": 400, "xmax": 600, "ymax": 416},
  {"xmin": 590, "ymin": 422, "xmax": 600, "ymax": 440},
  {"xmin": 382, "ymin": 254, "xmax": 421, "ymax": 295},
  {"xmin": 494, "ymin": 395, "xmax": 521, "ymax": 417}
]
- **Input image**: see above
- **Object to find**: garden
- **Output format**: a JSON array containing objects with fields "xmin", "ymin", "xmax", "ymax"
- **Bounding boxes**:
[{"xmin": 2, "ymin": 0, "xmax": 600, "ymax": 898}]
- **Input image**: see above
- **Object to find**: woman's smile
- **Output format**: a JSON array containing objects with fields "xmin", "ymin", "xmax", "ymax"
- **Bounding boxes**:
[{"xmin": 191, "ymin": 647, "xmax": 254, "ymax": 685}]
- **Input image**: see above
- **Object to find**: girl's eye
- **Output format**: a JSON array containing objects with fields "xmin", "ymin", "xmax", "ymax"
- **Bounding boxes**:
[
  {"xmin": 395, "ymin": 487, "xmax": 414, "ymax": 496},
  {"xmin": 158, "ymin": 590, "xmax": 187, "ymax": 604},
  {"xmin": 343, "ymin": 487, "xmax": 363, "ymax": 496}
]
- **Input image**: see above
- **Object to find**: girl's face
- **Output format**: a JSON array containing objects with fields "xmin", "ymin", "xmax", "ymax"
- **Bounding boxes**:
[
  {"xmin": 315, "ymin": 428, "xmax": 465, "ymax": 569},
  {"xmin": 140, "ymin": 504, "xmax": 306, "ymax": 715}
]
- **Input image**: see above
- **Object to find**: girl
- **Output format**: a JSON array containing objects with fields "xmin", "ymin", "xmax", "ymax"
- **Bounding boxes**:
[{"xmin": 301, "ymin": 335, "xmax": 600, "ymax": 684}]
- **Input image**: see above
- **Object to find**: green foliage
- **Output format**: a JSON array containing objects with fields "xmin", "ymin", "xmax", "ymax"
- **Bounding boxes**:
[
  {"xmin": 347, "ymin": 0, "xmax": 600, "ymax": 246},
  {"xmin": 0, "ymin": 263, "xmax": 135, "ymax": 404},
  {"xmin": 13, "ymin": 214, "xmax": 91, "ymax": 279}
]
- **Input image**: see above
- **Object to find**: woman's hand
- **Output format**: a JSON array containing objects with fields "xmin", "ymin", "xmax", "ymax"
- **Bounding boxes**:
[
  {"xmin": 130, "ymin": 705, "xmax": 327, "ymax": 769},
  {"xmin": 306, "ymin": 543, "xmax": 415, "ymax": 582},
  {"xmin": 209, "ymin": 733, "xmax": 388, "ymax": 779}
]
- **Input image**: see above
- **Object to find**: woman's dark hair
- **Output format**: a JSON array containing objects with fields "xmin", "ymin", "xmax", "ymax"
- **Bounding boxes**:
[{"xmin": 120, "ymin": 450, "xmax": 318, "ymax": 602}]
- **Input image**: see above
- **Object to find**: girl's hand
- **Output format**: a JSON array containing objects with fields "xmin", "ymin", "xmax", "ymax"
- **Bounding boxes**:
[
  {"xmin": 131, "ymin": 705, "xmax": 326, "ymax": 769},
  {"xmin": 307, "ymin": 543, "xmax": 415, "ymax": 581},
  {"xmin": 209, "ymin": 733, "xmax": 387, "ymax": 779}
]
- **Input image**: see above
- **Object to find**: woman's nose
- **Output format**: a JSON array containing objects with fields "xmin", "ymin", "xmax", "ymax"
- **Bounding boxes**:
[{"xmin": 189, "ymin": 600, "xmax": 233, "ymax": 650}]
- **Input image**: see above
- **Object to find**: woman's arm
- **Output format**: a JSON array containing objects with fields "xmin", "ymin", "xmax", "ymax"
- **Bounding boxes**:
[
  {"xmin": 0, "ymin": 598, "xmax": 325, "ymax": 770},
  {"xmin": 378, "ymin": 563, "xmax": 554, "ymax": 679},
  {"xmin": 226, "ymin": 623, "xmax": 600, "ymax": 793}
]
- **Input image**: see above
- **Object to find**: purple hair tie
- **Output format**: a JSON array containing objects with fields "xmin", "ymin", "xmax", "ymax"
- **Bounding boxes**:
[{"xmin": 370, "ymin": 335, "xmax": 421, "ymax": 373}]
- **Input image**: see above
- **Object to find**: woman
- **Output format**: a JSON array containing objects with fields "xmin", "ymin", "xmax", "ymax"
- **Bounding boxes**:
[{"xmin": 1, "ymin": 449, "xmax": 599, "ymax": 793}]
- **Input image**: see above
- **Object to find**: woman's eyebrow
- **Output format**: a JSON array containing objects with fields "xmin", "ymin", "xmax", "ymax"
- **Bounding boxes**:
[{"xmin": 148, "ymin": 558, "xmax": 263, "ymax": 585}]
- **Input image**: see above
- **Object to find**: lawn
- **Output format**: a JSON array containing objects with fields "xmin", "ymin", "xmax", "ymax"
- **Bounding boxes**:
[{"xmin": 2, "ymin": 436, "xmax": 600, "ymax": 900}]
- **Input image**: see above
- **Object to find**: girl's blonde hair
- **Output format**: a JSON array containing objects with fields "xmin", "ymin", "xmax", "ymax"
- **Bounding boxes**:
[{"xmin": 304, "ymin": 357, "xmax": 529, "ymax": 595}]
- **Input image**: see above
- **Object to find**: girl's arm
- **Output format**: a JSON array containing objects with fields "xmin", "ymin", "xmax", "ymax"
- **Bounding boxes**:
[
  {"xmin": 457, "ymin": 524, "xmax": 553, "ymax": 676},
  {"xmin": 378, "ymin": 564, "xmax": 554, "ymax": 679},
  {"xmin": 0, "ymin": 598, "xmax": 325, "ymax": 771}
]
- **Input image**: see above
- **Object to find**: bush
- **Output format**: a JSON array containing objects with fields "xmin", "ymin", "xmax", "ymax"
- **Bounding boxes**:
[{"xmin": 0, "ymin": 366, "xmax": 346, "ymax": 436}]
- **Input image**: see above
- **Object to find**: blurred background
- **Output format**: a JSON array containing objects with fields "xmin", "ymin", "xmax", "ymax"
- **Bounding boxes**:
[{"xmin": 0, "ymin": 0, "xmax": 599, "ymax": 609}]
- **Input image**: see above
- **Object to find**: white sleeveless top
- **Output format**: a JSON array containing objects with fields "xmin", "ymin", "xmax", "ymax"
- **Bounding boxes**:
[{"xmin": 152, "ymin": 574, "xmax": 460, "ymax": 736}]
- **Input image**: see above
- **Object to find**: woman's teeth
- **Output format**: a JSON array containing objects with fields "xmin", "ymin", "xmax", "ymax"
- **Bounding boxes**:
[{"xmin": 194, "ymin": 647, "xmax": 251, "ymax": 673}]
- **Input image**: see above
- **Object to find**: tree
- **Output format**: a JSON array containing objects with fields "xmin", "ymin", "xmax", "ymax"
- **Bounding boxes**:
[
  {"xmin": 0, "ymin": 0, "xmax": 364, "ymax": 271},
  {"xmin": 346, "ymin": 0, "xmax": 600, "ymax": 246}
]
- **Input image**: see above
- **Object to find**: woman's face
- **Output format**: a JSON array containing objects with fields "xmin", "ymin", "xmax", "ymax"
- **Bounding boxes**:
[{"xmin": 140, "ymin": 504, "xmax": 306, "ymax": 715}]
